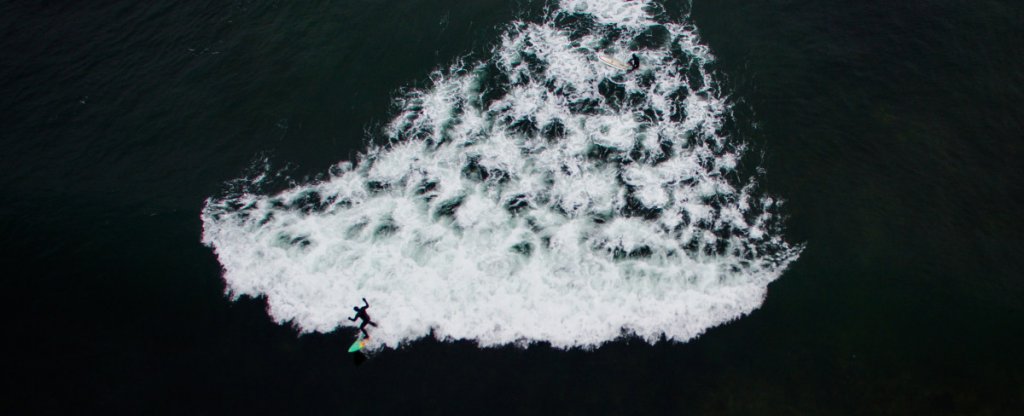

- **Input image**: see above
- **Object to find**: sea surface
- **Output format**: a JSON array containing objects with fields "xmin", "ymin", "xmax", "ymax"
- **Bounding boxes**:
[{"xmin": 3, "ymin": 0, "xmax": 1022, "ymax": 414}]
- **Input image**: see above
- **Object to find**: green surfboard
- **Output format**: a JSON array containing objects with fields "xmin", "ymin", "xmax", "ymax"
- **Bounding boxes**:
[{"xmin": 347, "ymin": 334, "xmax": 368, "ymax": 353}]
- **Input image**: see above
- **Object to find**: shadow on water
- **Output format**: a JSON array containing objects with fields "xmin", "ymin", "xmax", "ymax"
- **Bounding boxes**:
[{"xmin": 352, "ymin": 352, "xmax": 367, "ymax": 366}]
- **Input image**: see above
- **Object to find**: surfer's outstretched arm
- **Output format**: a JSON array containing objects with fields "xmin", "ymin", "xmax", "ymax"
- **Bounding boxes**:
[
  {"xmin": 362, "ymin": 298, "xmax": 369, "ymax": 308},
  {"xmin": 348, "ymin": 315, "xmax": 357, "ymax": 321}
]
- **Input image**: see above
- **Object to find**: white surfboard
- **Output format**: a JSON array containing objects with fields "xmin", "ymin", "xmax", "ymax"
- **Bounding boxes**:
[{"xmin": 597, "ymin": 53, "xmax": 631, "ymax": 71}]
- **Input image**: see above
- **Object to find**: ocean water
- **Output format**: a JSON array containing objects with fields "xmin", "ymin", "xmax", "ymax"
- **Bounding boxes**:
[{"xmin": 3, "ymin": 0, "xmax": 1022, "ymax": 414}]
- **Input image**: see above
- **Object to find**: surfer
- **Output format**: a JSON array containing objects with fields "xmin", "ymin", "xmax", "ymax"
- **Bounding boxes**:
[
  {"xmin": 628, "ymin": 54, "xmax": 640, "ymax": 72},
  {"xmin": 348, "ymin": 298, "xmax": 377, "ymax": 337}
]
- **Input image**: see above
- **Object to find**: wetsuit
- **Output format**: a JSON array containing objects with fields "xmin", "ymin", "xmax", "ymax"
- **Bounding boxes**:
[
  {"xmin": 628, "ymin": 54, "xmax": 640, "ymax": 72},
  {"xmin": 348, "ymin": 298, "xmax": 378, "ymax": 337}
]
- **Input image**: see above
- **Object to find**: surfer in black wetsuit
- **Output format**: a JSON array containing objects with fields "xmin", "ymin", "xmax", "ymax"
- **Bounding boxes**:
[
  {"xmin": 348, "ymin": 298, "xmax": 377, "ymax": 337},
  {"xmin": 628, "ymin": 54, "xmax": 640, "ymax": 72}
]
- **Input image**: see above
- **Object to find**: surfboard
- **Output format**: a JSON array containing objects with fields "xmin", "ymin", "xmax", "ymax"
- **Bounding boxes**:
[
  {"xmin": 347, "ymin": 334, "xmax": 368, "ymax": 353},
  {"xmin": 598, "ymin": 53, "xmax": 631, "ymax": 71}
]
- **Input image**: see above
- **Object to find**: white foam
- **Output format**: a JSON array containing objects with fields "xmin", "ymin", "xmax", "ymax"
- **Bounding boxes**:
[{"xmin": 201, "ymin": 0, "xmax": 802, "ymax": 349}]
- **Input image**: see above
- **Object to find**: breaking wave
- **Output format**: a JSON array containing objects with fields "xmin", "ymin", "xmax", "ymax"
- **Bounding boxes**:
[{"xmin": 201, "ymin": 0, "xmax": 802, "ymax": 349}]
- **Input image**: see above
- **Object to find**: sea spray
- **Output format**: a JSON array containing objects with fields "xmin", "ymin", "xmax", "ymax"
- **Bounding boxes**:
[{"xmin": 202, "ymin": 0, "xmax": 802, "ymax": 349}]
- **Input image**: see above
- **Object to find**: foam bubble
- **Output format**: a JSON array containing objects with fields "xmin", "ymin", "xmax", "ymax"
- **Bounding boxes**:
[{"xmin": 202, "ymin": 0, "xmax": 802, "ymax": 349}]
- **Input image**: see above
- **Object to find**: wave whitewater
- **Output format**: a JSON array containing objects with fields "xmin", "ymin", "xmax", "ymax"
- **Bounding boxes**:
[{"xmin": 201, "ymin": 0, "xmax": 802, "ymax": 349}]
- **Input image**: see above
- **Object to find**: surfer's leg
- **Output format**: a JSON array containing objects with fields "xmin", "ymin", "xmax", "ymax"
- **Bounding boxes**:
[{"xmin": 368, "ymin": 320, "xmax": 378, "ymax": 327}]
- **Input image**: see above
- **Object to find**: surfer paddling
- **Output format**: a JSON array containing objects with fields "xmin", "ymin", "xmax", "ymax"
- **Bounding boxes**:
[{"xmin": 348, "ymin": 298, "xmax": 378, "ymax": 337}]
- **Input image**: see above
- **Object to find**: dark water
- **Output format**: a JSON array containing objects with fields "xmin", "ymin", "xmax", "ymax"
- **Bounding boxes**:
[{"xmin": 3, "ymin": 0, "xmax": 1022, "ymax": 414}]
